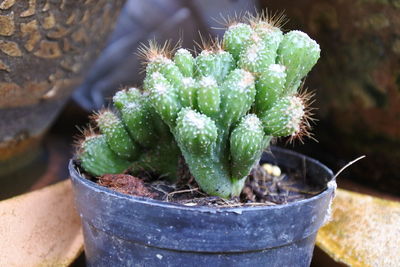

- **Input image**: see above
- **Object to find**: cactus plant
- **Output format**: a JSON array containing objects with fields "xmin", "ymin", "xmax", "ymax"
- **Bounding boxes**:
[{"xmin": 76, "ymin": 13, "xmax": 320, "ymax": 198}]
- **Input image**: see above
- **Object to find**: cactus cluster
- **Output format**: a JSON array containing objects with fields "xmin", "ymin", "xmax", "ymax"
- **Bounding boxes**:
[{"xmin": 77, "ymin": 14, "xmax": 320, "ymax": 198}]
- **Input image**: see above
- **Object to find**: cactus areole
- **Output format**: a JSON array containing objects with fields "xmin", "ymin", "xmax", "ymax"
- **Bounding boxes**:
[{"xmin": 77, "ymin": 14, "xmax": 320, "ymax": 198}]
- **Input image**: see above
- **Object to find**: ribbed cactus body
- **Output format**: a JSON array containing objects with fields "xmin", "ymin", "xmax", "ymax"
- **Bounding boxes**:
[
  {"xmin": 96, "ymin": 110, "xmax": 140, "ymax": 160},
  {"xmin": 197, "ymin": 76, "xmax": 220, "ymax": 118},
  {"xmin": 77, "ymin": 14, "xmax": 320, "ymax": 198},
  {"xmin": 176, "ymin": 108, "xmax": 218, "ymax": 155},
  {"xmin": 147, "ymin": 72, "xmax": 181, "ymax": 126},
  {"xmin": 223, "ymin": 23, "xmax": 253, "ymax": 60},
  {"xmin": 230, "ymin": 114, "xmax": 265, "ymax": 179},
  {"xmin": 195, "ymin": 50, "xmax": 236, "ymax": 84},
  {"xmin": 179, "ymin": 77, "xmax": 198, "ymax": 108},
  {"xmin": 113, "ymin": 87, "xmax": 142, "ymax": 110},
  {"xmin": 114, "ymin": 89, "xmax": 157, "ymax": 147},
  {"xmin": 130, "ymin": 141, "xmax": 180, "ymax": 180},
  {"xmin": 262, "ymin": 95, "xmax": 305, "ymax": 137},
  {"xmin": 79, "ymin": 135, "xmax": 132, "ymax": 176},
  {"xmin": 146, "ymin": 57, "xmax": 185, "ymax": 90},
  {"xmin": 219, "ymin": 69, "xmax": 256, "ymax": 126},
  {"xmin": 238, "ymin": 28, "xmax": 283, "ymax": 73},
  {"xmin": 255, "ymin": 64, "xmax": 286, "ymax": 114},
  {"xmin": 277, "ymin": 30, "xmax": 321, "ymax": 94},
  {"xmin": 174, "ymin": 48, "xmax": 194, "ymax": 77}
]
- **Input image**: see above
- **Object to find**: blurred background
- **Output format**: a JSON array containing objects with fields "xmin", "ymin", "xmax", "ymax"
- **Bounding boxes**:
[
  {"xmin": 2, "ymin": 0, "xmax": 398, "ymax": 198},
  {"xmin": 0, "ymin": 0, "xmax": 399, "ymax": 265}
]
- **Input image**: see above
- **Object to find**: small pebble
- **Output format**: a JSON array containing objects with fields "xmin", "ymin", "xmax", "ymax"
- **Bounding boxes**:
[
  {"xmin": 272, "ymin": 166, "xmax": 281, "ymax": 177},
  {"xmin": 262, "ymin": 163, "xmax": 273, "ymax": 174}
]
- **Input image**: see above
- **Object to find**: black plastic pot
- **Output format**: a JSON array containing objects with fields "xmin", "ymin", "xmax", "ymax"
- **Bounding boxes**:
[{"xmin": 70, "ymin": 147, "xmax": 335, "ymax": 267}]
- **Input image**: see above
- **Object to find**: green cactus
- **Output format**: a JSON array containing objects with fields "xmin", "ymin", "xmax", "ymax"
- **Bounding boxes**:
[
  {"xmin": 79, "ymin": 135, "xmax": 132, "ymax": 176},
  {"xmin": 277, "ymin": 30, "xmax": 321, "ymax": 94},
  {"xmin": 76, "ymin": 14, "xmax": 320, "ymax": 198},
  {"xmin": 77, "ymin": 86, "xmax": 181, "ymax": 181}
]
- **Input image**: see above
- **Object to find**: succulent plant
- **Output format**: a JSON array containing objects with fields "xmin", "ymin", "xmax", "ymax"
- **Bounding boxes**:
[{"xmin": 76, "ymin": 13, "xmax": 320, "ymax": 198}]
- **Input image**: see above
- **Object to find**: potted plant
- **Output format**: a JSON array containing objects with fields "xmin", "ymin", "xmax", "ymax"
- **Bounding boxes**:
[{"xmin": 70, "ymin": 12, "xmax": 335, "ymax": 266}]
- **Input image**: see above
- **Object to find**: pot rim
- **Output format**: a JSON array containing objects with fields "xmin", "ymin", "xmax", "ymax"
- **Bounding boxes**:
[{"xmin": 69, "ymin": 147, "xmax": 335, "ymax": 214}]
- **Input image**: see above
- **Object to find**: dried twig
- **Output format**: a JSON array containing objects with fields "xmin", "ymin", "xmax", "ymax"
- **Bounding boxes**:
[{"xmin": 333, "ymin": 155, "xmax": 366, "ymax": 180}]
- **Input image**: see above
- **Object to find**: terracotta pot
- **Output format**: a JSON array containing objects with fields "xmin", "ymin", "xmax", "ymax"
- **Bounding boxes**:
[
  {"xmin": 265, "ymin": 0, "xmax": 400, "ymax": 194},
  {"xmin": 0, "ymin": 0, "xmax": 125, "ymax": 176}
]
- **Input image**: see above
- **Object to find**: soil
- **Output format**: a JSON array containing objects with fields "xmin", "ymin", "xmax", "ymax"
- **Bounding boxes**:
[
  {"xmin": 98, "ymin": 174, "xmax": 157, "ymax": 198},
  {"xmin": 88, "ymin": 159, "xmax": 324, "ymax": 208}
]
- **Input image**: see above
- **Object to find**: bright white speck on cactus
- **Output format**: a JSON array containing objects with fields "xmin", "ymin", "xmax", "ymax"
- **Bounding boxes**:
[
  {"xmin": 245, "ymin": 44, "xmax": 258, "ymax": 62},
  {"xmin": 241, "ymin": 114, "xmax": 263, "ymax": 131},
  {"xmin": 185, "ymin": 110, "xmax": 207, "ymax": 130},
  {"xmin": 154, "ymin": 83, "xmax": 168, "ymax": 95},
  {"xmin": 176, "ymin": 48, "xmax": 189, "ymax": 53},
  {"xmin": 182, "ymin": 77, "xmax": 194, "ymax": 86},
  {"xmin": 201, "ymin": 76, "xmax": 217, "ymax": 87},
  {"xmin": 268, "ymin": 64, "xmax": 286, "ymax": 73},
  {"xmin": 78, "ymin": 11, "xmax": 320, "ymax": 198},
  {"xmin": 124, "ymin": 102, "xmax": 139, "ymax": 110},
  {"xmin": 239, "ymin": 70, "xmax": 255, "ymax": 88}
]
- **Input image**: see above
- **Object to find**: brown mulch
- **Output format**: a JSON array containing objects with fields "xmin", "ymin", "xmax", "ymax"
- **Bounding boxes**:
[{"xmin": 98, "ymin": 174, "xmax": 158, "ymax": 198}]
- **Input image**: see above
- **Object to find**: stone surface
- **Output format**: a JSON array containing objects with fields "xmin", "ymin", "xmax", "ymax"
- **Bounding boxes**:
[
  {"xmin": 0, "ymin": 12, "xmax": 15, "ymax": 36},
  {"xmin": 0, "ymin": 40, "xmax": 21, "ymax": 56},
  {"xmin": 0, "ymin": 0, "xmax": 16, "ymax": 10},
  {"xmin": 0, "ymin": 180, "xmax": 83, "ymax": 266},
  {"xmin": 0, "ymin": 0, "xmax": 124, "ymax": 108},
  {"xmin": 317, "ymin": 189, "xmax": 400, "ymax": 267},
  {"xmin": 0, "ymin": 0, "xmax": 124, "ymax": 176}
]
